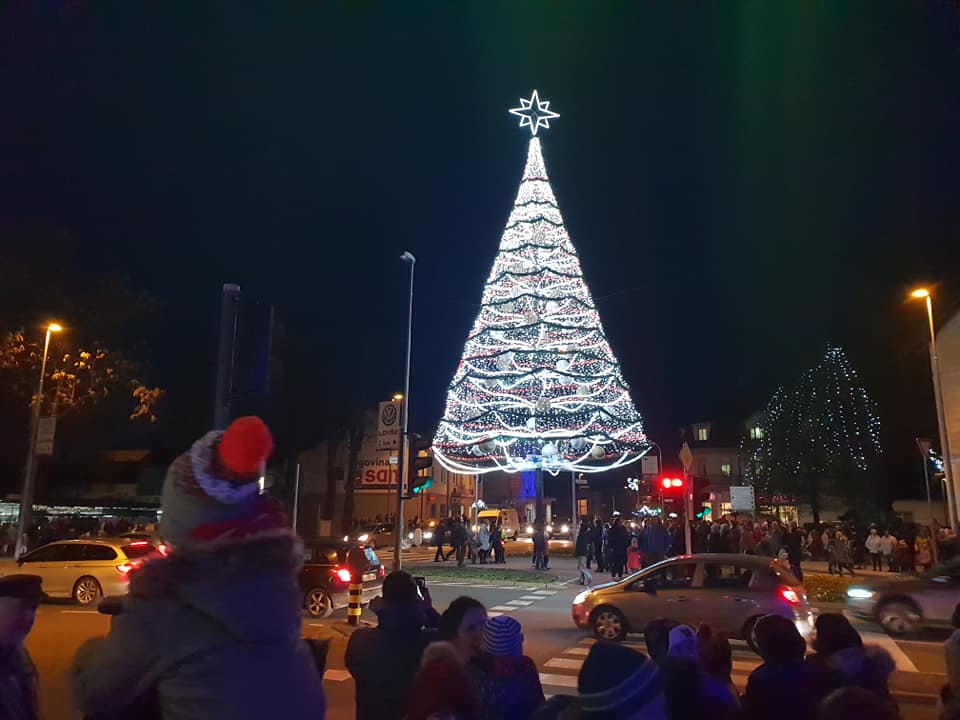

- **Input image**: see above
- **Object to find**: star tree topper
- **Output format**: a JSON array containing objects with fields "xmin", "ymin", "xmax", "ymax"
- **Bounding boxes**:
[{"xmin": 509, "ymin": 90, "xmax": 559, "ymax": 136}]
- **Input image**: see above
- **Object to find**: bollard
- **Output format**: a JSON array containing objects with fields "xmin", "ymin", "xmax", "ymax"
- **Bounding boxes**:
[{"xmin": 347, "ymin": 581, "xmax": 363, "ymax": 626}]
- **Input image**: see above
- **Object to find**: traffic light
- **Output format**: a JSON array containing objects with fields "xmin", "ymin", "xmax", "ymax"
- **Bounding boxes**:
[
  {"xmin": 660, "ymin": 477, "xmax": 684, "ymax": 490},
  {"xmin": 409, "ymin": 435, "xmax": 433, "ymax": 494}
]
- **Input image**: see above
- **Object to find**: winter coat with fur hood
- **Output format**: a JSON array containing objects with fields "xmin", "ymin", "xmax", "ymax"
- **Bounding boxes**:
[{"xmin": 68, "ymin": 531, "xmax": 325, "ymax": 720}]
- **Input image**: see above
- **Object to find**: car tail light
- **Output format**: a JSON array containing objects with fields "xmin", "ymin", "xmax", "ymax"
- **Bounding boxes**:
[
  {"xmin": 779, "ymin": 586, "xmax": 800, "ymax": 604},
  {"xmin": 127, "ymin": 541, "xmax": 151, "ymax": 547},
  {"xmin": 379, "ymin": 564, "xmax": 385, "ymax": 579},
  {"xmin": 335, "ymin": 568, "xmax": 352, "ymax": 583},
  {"xmin": 157, "ymin": 544, "xmax": 169, "ymax": 557},
  {"xmin": 115, "ymin": 563, "xmax": 137, "ymax": 576}
]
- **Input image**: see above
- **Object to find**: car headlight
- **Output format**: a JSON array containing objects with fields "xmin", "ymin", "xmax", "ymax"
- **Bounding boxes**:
[
  {"xmin": 357, "ymin": 534, "xmax": 369, "ymax": 542},
  {"xmin": 423, "ymin": 531, "xmax": 433, "ymax": 540},
  {"xmin": 547, "ymin": 524, "xmax": 553, "ymax": 532},
  {"xmin": 407, "ymin": 532, "xmax": 414, "ymax": 540},
  {"xmin": 342, "ymin": 535, "xmax": 349, "ymax": 542},
  {"xmin": 846, "ymin": 587, "xmax": 876, "ymax": 600},
  {"xmin": 526, "ymin": 525, "xmax": 534, "ymax": 534},
  {"xmin": 573, "ymin": 590, "xmax": 591, "ymax": 605},
  {"xmin": 561, "ymin": 524, "xmax": 569, "ymax": 533}
]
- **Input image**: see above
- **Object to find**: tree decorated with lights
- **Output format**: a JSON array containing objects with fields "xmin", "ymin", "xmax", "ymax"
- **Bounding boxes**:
[
  {"xmin": 744, "ymin": 346, "xmax": 881, "ymax": 523},
  {"xmin": 432, "ymin": 91, "xmax": 648, "ymax": 485}
]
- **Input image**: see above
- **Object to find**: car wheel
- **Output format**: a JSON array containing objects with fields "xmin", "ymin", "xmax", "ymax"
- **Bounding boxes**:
[
  {"xmin": 592, "ymin": 607, "xmax": 628, "ymax": 641},
  {"xmin": 73, "ymin": 576, "xmax": 102, "ymax": 606},
  {"xmin": 742, "ymin": 616, "xmax": 763, "ymax": 654},
  {"xmin": 878, "ymin": 601, "xmax": 920, "ymax": 636},
  {"xmin": 305, "ymin": 588, "xmax": 334, "ymax": 618}
]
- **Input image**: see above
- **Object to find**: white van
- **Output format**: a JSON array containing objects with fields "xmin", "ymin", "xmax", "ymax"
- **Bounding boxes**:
[{"xmin": 477, "ymin": 508, "xmax": 521, "ymax": 540}]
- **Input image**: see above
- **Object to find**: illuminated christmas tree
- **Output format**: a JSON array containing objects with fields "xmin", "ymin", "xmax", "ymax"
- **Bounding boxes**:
[
  {"xmin": 432, "ymin": 91, "xmax": 648, "ymax": 479},
  {"xmin": 744, "ymin": 346, "xmax": 881, "ymax": 522}
]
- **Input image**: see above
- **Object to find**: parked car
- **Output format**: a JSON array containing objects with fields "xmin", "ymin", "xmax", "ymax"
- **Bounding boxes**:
[
  {"xmin": 15, "ymin": 538, "xmax": 160, "ymax": 606},
  {"xmin": 343, "ymin": 523, "xmax": 395, "ymax": 549},
  {"xmin": 846, "ymin": 560, "xmax": 960, "ymax": 635},
  {"xmin": 117, "ymin": 531, "xmax": 169, "ymax": 556},
  {"xmin": 571, "ymin": 553, "xmax": 814, "ymax": 649},
  {"xmin": 299, "ymin": 539, "xmax": 385, "ymax": 618}
]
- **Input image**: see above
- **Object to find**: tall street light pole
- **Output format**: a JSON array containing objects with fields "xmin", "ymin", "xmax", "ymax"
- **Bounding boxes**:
[
  {"xmin": 16, "ymin": 322, "xmax": 62, "ymax": 559},
  {"xmin": 394, "ymin": 251, "xmax": 416, "ymax": 571},
  {"xmin": 911, "ymin": 288, "xmax": 958, "ymax": 531}
]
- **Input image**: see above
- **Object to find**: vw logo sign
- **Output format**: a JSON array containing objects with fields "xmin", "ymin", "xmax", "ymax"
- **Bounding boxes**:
[{"xmin": 382, "ymin": 403, "xmax": 399, "ymax": 426}]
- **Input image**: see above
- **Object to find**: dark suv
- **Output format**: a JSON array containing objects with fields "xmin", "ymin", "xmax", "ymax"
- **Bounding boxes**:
[{"xmin": 299, "ymin": 539, "xmax": 385, "ymax": 618}]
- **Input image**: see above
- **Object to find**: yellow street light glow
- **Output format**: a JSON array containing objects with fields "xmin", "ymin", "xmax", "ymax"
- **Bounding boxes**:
[
  {"xmin": 910, "ymin": 288, "xmax": 930, "ymax": 299},
  {"xmin": 47, "ymin": 323, "xmax": 63, "ymax": 333},
  {"xmin": 393, "ymin": 393, "xmax": 404, "ymax": 401}
]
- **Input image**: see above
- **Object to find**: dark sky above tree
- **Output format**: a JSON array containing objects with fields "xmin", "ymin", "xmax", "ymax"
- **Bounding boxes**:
[{"xmin": 2, "ymin": 2, "xmax": 960, "ymax": 504}]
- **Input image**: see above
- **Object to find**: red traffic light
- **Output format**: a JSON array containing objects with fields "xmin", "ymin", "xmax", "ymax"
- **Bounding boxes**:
[{"xmin": 660, "ymin": 477, "xmax": 684, "ymax": 489}]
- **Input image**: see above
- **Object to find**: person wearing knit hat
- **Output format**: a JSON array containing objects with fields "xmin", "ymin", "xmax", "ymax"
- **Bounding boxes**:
[
  {"xmin": 469, "ymin": 616, "xmax": 544, "ymax": 720},
  {"xmin": 482, "ymin": 615, "xmax": 524, "ymax": 657},
  {"xmin": 69, "ymin": 417, "xmax": 326, "ymax": 720},
  {"xmin": 0, "ymin": 575, "xmax": 43, "ymax": 720},
  {"xmin": 575, "ymin": 641, "xmax": 665, "ymax": 719},
  {"xmin": 666, "ymin": 624, "xmax": 698, "ymax": 661}
]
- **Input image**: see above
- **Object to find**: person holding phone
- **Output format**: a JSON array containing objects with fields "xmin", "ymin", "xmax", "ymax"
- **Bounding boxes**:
[{"xmin": 346, "ymin": 571, "xmax": 439, "ymax": 720}]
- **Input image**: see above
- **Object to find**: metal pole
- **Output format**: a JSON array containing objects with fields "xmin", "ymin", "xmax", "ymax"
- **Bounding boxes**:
[
  {"xmin": 213, "ymin": 284, "xmax": 241, "ymax": 430},
  {"xmin": 571, "ymin": 470, "xmax": 577, "ymax": 548},
  {"xmin": 684, "ymin": 468, "xmax": 693, "ymax": 555},
  {"xmin": 394, "ymin": 252, "xmax": 416, "ymax": 571},
  {"xmin": 926, "ymin": 295, "xmax": 958, "ymax": 531},
  {"xmin": 16, "ymin": 328, "xmax": 53, "ymax": 559},
  {"xmin": 292, "ymin": 463, "xmax": 301, "ymax": 532},
  {"xmin": 922, "ymin": 455, "xmax": 939, "ymax": 564}
]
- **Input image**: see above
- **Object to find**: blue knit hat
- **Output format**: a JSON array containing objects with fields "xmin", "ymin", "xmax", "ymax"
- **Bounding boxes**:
[
  {"xmin": 482, "ymin": 615, "xmax": 523, "ymax": 657},
  {"xmin": 577, "ymin": 642, "xmax": 663, "ymax": 717}
]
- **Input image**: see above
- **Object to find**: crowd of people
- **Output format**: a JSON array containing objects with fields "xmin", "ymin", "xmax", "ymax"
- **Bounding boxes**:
[
  {"xmin": 0, "ymin": 517, "xmax": 158, "ymax": 558},
  {"xmin": 430, "ymin": 516, "xmax": 508, "ymax": 566}
]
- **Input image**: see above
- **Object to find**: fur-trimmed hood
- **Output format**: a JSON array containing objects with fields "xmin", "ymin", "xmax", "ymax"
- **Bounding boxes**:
[{"xmin": 128, "ymin": 529, "xmax": 304, "ymax": 643}]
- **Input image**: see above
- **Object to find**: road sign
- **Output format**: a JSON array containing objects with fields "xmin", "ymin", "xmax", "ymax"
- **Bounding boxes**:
[
  {"xmin": 35, "ymin": 417, "xmax": 56, "ymax": 456},
  {"xmin": 377, "ymin": 401, "xmax": 401, "ymax": 450},
  {"xmin": 678, "ymin": 443, "xmax": 693, "ymax": 471},
  {"xmin": 575, "ymin": 474, "xmax": 588, "ymax": 485},
  {"xmin": 388, "ymin": 455, "xmax": 398, "ymax": 465},
  {"xmin": 641, "ymin": 454, "xmax": 659, "ymax": 475},
  {"xmin": 730, "ymin": 485, "xmax": 756, "ymax": 512}
]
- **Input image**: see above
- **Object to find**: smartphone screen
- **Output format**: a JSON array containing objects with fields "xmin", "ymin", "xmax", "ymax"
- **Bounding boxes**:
[{"xmin": 414, "ymin": 576, "xmax": 426, "ymax": 599}]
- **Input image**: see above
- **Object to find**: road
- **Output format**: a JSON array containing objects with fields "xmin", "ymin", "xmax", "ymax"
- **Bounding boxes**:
[{"xmin": 23, "ymin": 549, "xmax": 950, "ymax": 719}]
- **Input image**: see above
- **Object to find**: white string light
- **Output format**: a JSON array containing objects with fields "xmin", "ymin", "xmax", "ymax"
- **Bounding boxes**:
[{"xmin": 433, "ymin": 129, "xmax": 648, "ymax": 476}]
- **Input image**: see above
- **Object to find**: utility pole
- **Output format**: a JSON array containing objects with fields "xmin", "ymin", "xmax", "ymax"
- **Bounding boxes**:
[
  {"xmin": 213, "ymin": 284, "xmax": 241, "ymax": 430},
  {"xmin": 393, "ymin": 252, "xmax": 416, "ymax": 571}
]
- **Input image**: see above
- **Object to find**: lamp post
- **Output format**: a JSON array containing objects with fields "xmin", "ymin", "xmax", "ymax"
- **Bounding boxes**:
[
  {"xmin": 910, "ymin": 288, "xmax": 957, "ymax": 531},
  {"xmin": 16, "ymin": 323, "xmax": 62, "ymax": 559},
  {"xmin": 394, "ymin": 251, "xmax": 416, "ymax": 571}
]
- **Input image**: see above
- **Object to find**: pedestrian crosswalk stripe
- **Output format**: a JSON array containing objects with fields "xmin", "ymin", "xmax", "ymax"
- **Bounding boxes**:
[
  {"xmin": 507, "ymin": 600, "xmax": 534, "ymax": 606},
  {"xmin": 533, "ymin": 590, "xmax": 558, "ymax": 595},
  {"xmin": 545, "ymin": 658, "xmax": 583, "ymax": 670},
  {"xmin": 539, "ymin": 673, "xmax": 578, "ymax": 689},
  {"xmin": 489, "ymin": 605, "xmax": 518, "ymax": 612},
  {"xmin": 488, "ymin": 612, "xmax": 503, "ymax": 618},
  {"xmin": 519, "ymin": 595, "xmax": 543, "ymax": 600},
  {"xmin": 860, "ymin": 631, "xmax": 918, "ymax": 672},
  {"xmin": 563, "ymin": 647, "xmax": 590, "ymax": 656}
]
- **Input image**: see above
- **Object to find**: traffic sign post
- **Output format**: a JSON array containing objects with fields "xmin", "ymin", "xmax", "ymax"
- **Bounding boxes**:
[{"xmin": 679, "ymin": 443, "xmax": 693, "ymax": 554}]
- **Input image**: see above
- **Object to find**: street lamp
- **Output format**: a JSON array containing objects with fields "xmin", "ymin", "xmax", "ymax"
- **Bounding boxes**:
[
  {"xmin": 393, "ymin": 251, "xmax": 416, "ymax": 571},
  {"xmin": 910, "ymin": 287, "xmax": 957, "ymax": 531},
  {"xmin": 15, "ymin": 322, "xmax": 62, "ymax": 558}
]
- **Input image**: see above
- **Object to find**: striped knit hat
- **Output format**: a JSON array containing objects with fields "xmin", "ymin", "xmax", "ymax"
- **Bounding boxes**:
[
  {"xmin": 482, "ymin": 615, "xmax": 523, "ymax": 657},
  {"xmin": 577, "ymin": 642, "xmax": 663, "ymax": 718}
]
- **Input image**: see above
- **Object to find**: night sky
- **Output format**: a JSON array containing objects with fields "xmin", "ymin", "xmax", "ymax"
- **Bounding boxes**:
[{"xmin": 3, "ymin": 2, "xmax": 960, "ymax": 503}]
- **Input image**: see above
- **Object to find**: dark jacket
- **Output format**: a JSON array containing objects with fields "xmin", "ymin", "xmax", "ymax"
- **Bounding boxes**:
[
  {"xmin": 345, "ymin": 604, "xmax": 437, "ymax": 720},
  {"xmin": 785, "ymin": 529, "xmax": 804, "ymax": 563},
  {"xmin": 0, "ymin": 646, "xmax": 39, "ymax": 720},
  {"xmin": 468, "ymin": 654, "xmax": 545, "ymax": 720},
  {"xmin": 574, "ymin": 530, "xmax": 591, "ymax": 557},
  {"xmin": 69, "ymin": 532, "xmax": 325, "ymax": 720},
  {"xmin": 742, "ymin": 661, "xmax": 827, "ymax": 720},
  {"xmin": 609, "ymin": 525, "xmax": 630, "ymax": 554},
  {"xmin": 642, "ymin": 524, "xmax": 670, "ymax": 555},
  {"xmin": 451, "ymin": 521, "xmax": 468, "ymax": 546}
]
